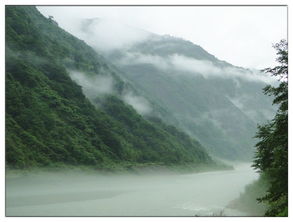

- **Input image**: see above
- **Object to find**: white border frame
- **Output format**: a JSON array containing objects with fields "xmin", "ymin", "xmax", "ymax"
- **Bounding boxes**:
[{"xmin": 1, "ymin": 1, "xmax": 290, "ymax": 222}]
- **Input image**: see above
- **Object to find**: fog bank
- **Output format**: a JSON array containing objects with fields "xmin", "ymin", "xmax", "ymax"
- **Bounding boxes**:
[{"xmin": 6, "ymin": 163, "xmax": 259, "ymax": 216}]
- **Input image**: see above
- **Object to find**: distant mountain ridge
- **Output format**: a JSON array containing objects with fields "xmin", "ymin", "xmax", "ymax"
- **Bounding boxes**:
[{"xmin": 74, "ymin": 17, "xmax": 276, "ymax": 160}]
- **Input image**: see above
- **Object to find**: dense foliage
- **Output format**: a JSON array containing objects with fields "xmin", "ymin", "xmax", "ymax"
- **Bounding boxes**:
[
  {"xmin": 252, "ymin": 40, "xmax": 288, "ymax": 216},
  {"xmin": 6, "ymin": 6, "xmax": 213, "ymax": 169}
]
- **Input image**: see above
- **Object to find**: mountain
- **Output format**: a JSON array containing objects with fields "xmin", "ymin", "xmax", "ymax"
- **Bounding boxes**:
[
  {"xmin": 6, "ymin": 6, "xmax": 216, "ymax": 169},
  {"xmin": 73, "ymin": 18, "xmax": 276, "ymax": 160}
]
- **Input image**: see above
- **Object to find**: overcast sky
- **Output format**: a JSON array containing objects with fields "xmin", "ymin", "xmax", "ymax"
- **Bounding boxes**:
[{"xmin": 38, "ymin": 6, "xmax": 287, "ymax": 69}]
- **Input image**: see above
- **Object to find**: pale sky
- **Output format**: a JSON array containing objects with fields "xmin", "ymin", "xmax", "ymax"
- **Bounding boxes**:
[{"xmin": 38, "ymin": 6, "xmax": 287, "ymax": 69}]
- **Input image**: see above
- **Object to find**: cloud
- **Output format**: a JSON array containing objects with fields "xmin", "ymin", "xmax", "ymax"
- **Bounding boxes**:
[
  {"xmin": 69, "ymin": 70, "xmax": 152, "ymax": 115},
  {"xmin": 69, "ymin": 70, "xmax": 114, "ymax": 99},
  {"xmin": 117, "ymin": 52, "xmax": 169, "ymax": 70},
  {"xmin": 122, "ymin": 92, "xmax": 152, "ymax": 115},
  {"xmin": 170, "ymin": 54, "xmax": 276, "ymax": 83},
  {"xmin": 170, "ymin": 54, "xmax": 221, "ymax": 75},
  {"xmin": 77, "ymin": 18, "xmax": 151, "ymax": 52},
  {"xmin": 117, "ymin": 52, "xmax": 275, "ymax": 83}
]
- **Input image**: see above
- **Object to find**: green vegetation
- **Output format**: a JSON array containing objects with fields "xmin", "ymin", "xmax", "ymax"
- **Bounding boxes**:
[
  {"xmin": 252, "ymin": 40, "xmax": 288, "ymax": 216},
  {"xmin": 6, "ymin": 6, "xmax": 215, "ymax": 170},
  {"xmin": 230, "ymin": 40, "xmax": 288, "ymax": 217}
]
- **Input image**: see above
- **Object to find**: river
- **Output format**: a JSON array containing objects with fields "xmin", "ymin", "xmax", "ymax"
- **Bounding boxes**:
[{"xmin": 6, "ymin": 163, "xmax": 258, "ymax": 216}]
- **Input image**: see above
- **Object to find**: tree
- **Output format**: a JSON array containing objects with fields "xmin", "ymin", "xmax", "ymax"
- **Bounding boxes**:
[{"xmin": 252, "ymin": 39, "xmax": 288, "ymax": 216}]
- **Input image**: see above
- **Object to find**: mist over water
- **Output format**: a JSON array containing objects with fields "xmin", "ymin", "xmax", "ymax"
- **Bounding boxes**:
[{"xmin": 6, "ymin": 163, "xmax": 258, "ymax": 216}]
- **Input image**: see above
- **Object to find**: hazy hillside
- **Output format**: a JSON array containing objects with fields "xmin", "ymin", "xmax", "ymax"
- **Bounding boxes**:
[
  {"xmin": 6, "ymin": 6, "xmax": 215, "ymax": 169},
  {"xmin": 74, "ymin": 18, "xmax": 276, "ymax": 160}
]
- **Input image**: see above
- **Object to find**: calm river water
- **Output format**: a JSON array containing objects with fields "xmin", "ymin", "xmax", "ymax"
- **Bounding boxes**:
[{"xmin": 6, "ymin": 163, "xmax": 258, "ymax": 216}]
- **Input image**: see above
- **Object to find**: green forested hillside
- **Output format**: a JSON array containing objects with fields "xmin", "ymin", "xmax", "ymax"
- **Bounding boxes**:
[
  {"xmin": 6, "ymin": 6, "xmax": 213, "ymax": 169},
  {"xmin": 72, "ymin": 18, "xmax": 275, "ymax": 160}
]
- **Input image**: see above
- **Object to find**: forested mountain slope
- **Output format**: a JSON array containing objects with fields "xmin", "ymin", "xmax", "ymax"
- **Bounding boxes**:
[
  {"xmin": 6, "ymin": 6, "xmax": 214, "ymax": 169},
  {"xmin": 73, "ymin": 18, "xmax": 276, "ymax": 160}
]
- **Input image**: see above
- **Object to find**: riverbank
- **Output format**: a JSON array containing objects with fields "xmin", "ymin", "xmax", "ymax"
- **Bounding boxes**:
[
  {"xmin": 6, "ymin": 159, "xmax": 233, "ymax": 177},
  {"xmin": 226, "ymin": 174, "xmax": 269, "ymax": 216}
]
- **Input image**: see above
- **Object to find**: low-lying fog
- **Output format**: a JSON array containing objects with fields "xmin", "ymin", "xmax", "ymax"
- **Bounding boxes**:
[{"xmin": 6, "ymin": 163, "xmax": 258, "ymax": 216}]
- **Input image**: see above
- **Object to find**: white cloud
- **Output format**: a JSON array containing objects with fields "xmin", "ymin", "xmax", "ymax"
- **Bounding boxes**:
[
  {"xmin": 117, "ymin": 52, "xmax": 275, "ymax": 83},
  {"xmin": 117, "ymin": 52, "xmax": 169, "ymax": 70},
  {"xmin": 69, "ymin": 70, "xmax": 152, "ymax": 115},
  {"xmin": 170, "ymin": 54, "xmax": 221, "ymax": 76},
  {"xmin": 122, "ymin": 92, "xmax": 152, "ymax": 115},
  {"xmin": 84, "ymin": 19, "xmax": 151, "ymax": 51},
  {"xmin": 69, "ymin": 70, "xmax": 114, "ymax": 99},
  {"xmin": 66, "ymin": 17, "xmax": 150, "ymax": 52},
  {"xmin": 169, "ymin": 54, "xmax": 275, "ymax": 83}
]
